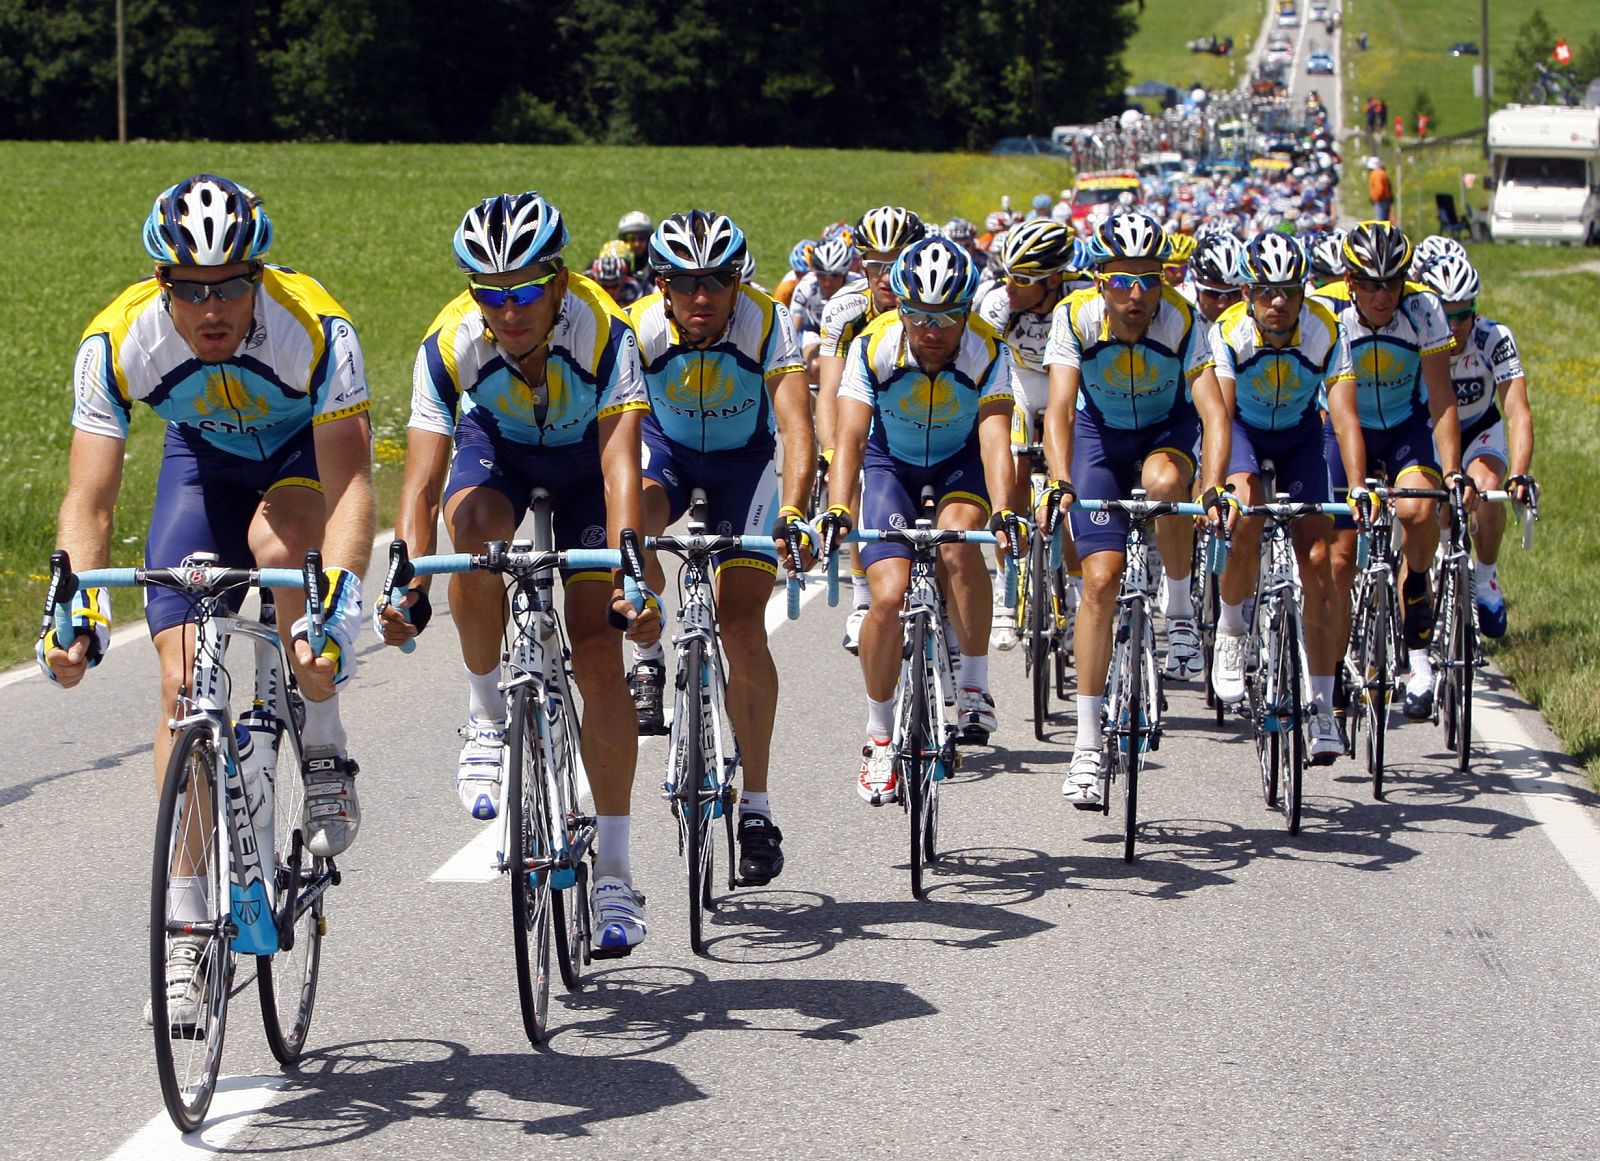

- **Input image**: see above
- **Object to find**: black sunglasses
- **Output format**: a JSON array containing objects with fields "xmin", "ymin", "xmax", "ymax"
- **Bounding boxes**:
[
  {"xmin": 162, "ymin": 269, "xmax": 260, "ymax": 305},
  {"xmin": 665, "ymin": 269, "xmax": 739, "ymax": 295}
]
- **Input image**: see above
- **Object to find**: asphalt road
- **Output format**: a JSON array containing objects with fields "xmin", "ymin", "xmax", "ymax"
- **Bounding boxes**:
[{"xmin": 3, "ymin": 527, "xmax": 1599, "ymax": 1160}]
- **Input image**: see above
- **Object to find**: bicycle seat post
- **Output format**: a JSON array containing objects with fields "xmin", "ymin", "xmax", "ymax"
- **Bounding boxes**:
[
  {"xmin": 687, "ymin": 487, "xmax": 709, "ymax": 536},
  {"xmin": 915, "ymin": 485, "xmax": 937, "ymax": 531}
]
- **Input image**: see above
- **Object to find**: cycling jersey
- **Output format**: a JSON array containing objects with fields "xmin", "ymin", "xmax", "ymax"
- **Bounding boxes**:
[
  {"xmin": 1207, "ymin": 296, "xmax": 1353, "ymax": 431},
  {"xmin": 1042, "ymin": 285, "xmax": 1210, "ymax": 431},
  {"xmin": 789, "ymin": 271, "xmax": 829, "ymax": 335},
  {"xmin": 1311, "ymin": 282, "xmax": 1451, "ymax": 431},
  {"xmin": 409, "ymin": 271, "xmax": 647, "ymax": 450},
  {"xmin": 977, "ymin": 282, "xmax": 1057, "ymax": 436},
  {"xmin": 72, "ymin": 265, "xmax": 369, "ymax": 460},
  {"xmin": 630, "ymin": 283, "xmax": 803, "ymax": 454},
  {"xmin": 838, "ymin": 310, "xmax": 1014, "ymax": 467},
  {"xmin": 1449, "ymin": 316, "xmax": 1523, "ymax": 440},
  {"xmin": 817, "ymin": 279, "xmax": 877, "ymax": 359}
]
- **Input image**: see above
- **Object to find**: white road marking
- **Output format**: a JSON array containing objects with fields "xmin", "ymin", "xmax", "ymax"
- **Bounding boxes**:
[
  {"xmin": 103, "ymin": 1074, "xmax": 287, "ymax": 1159},
  {"xmin": 1474, "ymin": 680, "xmax": 1600, "ymax": 907},
  {"xmin": 426, "ymin": 576, "xmax": 828, "ymax": 885}
]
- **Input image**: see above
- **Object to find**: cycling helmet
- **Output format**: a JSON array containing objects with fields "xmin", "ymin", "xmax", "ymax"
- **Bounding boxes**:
[
  {"xmin": 996, "ymin": 219, "xmax": 1075, "ymax": 275},
  {"xmin": 942, "ymin": 218, "xmax": 977, "ymax": 244},
  {"xmin": 922, "ymin": 221, "xmax": 945, "ymax": 239},
  {"xmin": 143, "ymin": 174, "xmax": 272, "ymax": 266},
  {"xmin": 788, "ymin": 239, "xmax": 817, "ymax": 274},
  {"xmin": 453, "ymin": 192, "xmax": 568, "ymax": 274},
  {"xmin": 1418, "ymin": 253, "xmax": 1481, "ymax": 301},
  {"xmin": 648, "ymin": 209, "xmax": 748, "ymax": 274},
  {"xmin": 1086, "ymin": 212, "xmax": 1169, "ymax": 265},
  {"xmin": 591, "ymin": 254, "xmax": 629, "ymax": 283},
  {"xmin": 1190, "ymin": 233, "xmax": 1246, "ymax": 287},
  {"xmin": 599, "ymin": 239, "xmax": 632, "ymax": 262},
  {"xmin": 810, "ymin": 237, "xmax": 857, "ymax": 275},
  {"xmin": 1238, "ymin": 231, "xmax": 1310, "ymax": 286},
  {"xmin": 821, "ymin": 220, "xmax": 854, "ymax": 244},
  {"xmin": 1410, "ymin": 234, "xmax": 1468, "ymax": 279},
  {"xmin": 1165, "ymin": 233, "xmax": 1198, "ymax": 264},
  {"xmin": 1063, "ymin": 237, "xmax": 1095, "ymax": 277},
  {"xmin": 889, "ymin": 236, "xmax": 979, "ymax": 310},
  {"xmin": 854, "ymin": 206, "xmax": 926, "ymax": 253},
  {"xmin": 1309, "ymin": 232, "xmax": 1346, "ymax": 279},
  {"xmin": 740, "ymin": 251, "xmax": 758, "ymax": 282},
  {"xmin": 617, "ymin": 210, "xmax": 653, "ymax": 236},
  {"xmin": 1342, "ymin": 220, "xmax": 1413, "ymax": 280}
]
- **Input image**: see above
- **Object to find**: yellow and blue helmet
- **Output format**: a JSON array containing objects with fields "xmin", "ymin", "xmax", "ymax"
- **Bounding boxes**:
[
  {"xmin": 890, "ymin": 236, "xmax": 979, "ymax": 310},
  {"xmin": 142, "ymin": 174, "xmax": 272, "ymax": 266}
]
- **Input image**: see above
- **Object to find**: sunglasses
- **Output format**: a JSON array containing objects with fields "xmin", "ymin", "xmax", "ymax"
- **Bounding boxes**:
[
  {"xmin": 861, "ymin": 259, "xmax": 896, "ymax": 278},
  {"xmin": 1444, "ymin": 304, "xmax": 1476, "ymax": 323},
  {"xmin": 1352, "ymin": 275, "xmax": 1404, "ymax": 294},
  {"xmin": 900, "ymin": 305, "xmax": 966, "ymax": 330},
  {"xmin": 664, "ymin": 269, "xmax": 739, "ymax": 295},
  {"xmin": 469, "ymin": 270, "xmax": 561, "ymax": 308},
  {"xmin": 1248, "ymin": 283, "xmax": 1305, "ymax": 302},
  {"xmin": 1099, "ymin": 272, "xmax": 1165, "ymax": 293},
  {"xmin": 162, "ymin": 270, "xmax": 259, "ymax": 305},
  {"xmin": 1196, "ymin": 284, "xmax": 1242, "ymax": 300},
  {"xmin": 1005, "ymin": 271, "xmax": 1051, "ymax": 286}
]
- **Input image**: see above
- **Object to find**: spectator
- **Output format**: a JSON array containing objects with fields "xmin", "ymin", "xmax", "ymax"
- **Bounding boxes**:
[
  {"xmin": 1416, "ymin": 112, "xmax": 1430, "ymax": 141},
  {"xmin": 1393, "ymin": 113, "xmax": 1404, "ymax": 141},
  {"xmin": 1366, "ymin": 157, "xmax": 1394, "ymax": 222}
]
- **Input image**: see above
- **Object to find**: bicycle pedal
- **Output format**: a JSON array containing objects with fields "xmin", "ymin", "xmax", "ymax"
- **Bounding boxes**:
[{"xmin": 589, "ymin": 944, "xmax": 634, "ymax": 961}]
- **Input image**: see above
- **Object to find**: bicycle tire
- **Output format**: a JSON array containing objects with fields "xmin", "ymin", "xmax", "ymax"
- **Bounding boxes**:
[
  {"xmin": 1027, "ymin": 533, "xmax": 1051, "ymax": 738},
  {"xmin": 1279, "ymin": 606, "xmax": 1306, "ymax": 835},
  {"xmin": 507, "ymin": 686, "xmax": 554, "ymax": 1045},
  {"xmin": 1120, "ymin": 604, "xmax": 1145, "ymax": 863},
  {"xmin": 1363, "ymin": 580, "xmax": 1392, "ymax": 798},
  {"xmin": 546, "ymin": 673, "xmax": 589, "ymax": 993},
  {"xmin": 676, "ymin": 638, "xmax": 717, "ymax": 956},
  {"xmin": 908, "ymin": 617, "xmax": 932, "ymax": 898},
  {"xmin": 151, "ymin": 723, "xmax": 233, "ymax": 1133},
  {"xmin": 258, "ymin": 699, "xmax": 325, "ymax": 1065},
  {"xmin": 1443, "ymin": 562, "xmax": 1475, "ymax": 772}
]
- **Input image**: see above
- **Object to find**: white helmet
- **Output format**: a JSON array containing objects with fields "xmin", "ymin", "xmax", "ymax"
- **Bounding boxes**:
[
  {"xmin": 617, "ymin": 210, "xmax": 653, "ymax": 236},
  {"xmin": 810, "ymin": 237, "xmax": 857, "ymax": 275},
  {"xmin": 1419, "ymin": 253, "xmax": 1481, "ymax": 301}
]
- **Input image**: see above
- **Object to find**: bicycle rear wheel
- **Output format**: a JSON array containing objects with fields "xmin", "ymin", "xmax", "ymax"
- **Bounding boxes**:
[
  {"xmin": 547, "ymin": 686, "xmax": 590, "ymax": 992},
  {"xmin": 151, "ymin": 723, "xmax": 233, "ymax": 1133},
  {"xmin": 507, "ymin": 687, "xmax": 555, "ymax": 1045},
  {"xmin": 258, "ymin": 700, "xmax": 325, "ymax": 1065}
]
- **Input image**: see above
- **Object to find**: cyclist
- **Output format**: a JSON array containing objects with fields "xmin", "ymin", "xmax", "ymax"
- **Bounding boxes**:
[
  {"xmin": 1186, "ymin": 231, "xmax": 1246, "ymax": 324},
  {"xmin": 1313, "ymin": 221, "xmax": 1469, "ymax": 719},
  {"xmin": 1308, "ymin": 232, "xmax": 1346, "ymax": 290},
  {"xmin": 380, "ymin": 191, "xmax": 659, "ymax": 955},
  {"xmin": 1206, "ymin": 233, "xmax": 1364, "ymax": 764},
  {"xmin": 772, "ymin": 239, "xmax": 815, "ymax": 308},
  {"xmin": 1163, "ymin": 231, "xmax": 1198, "ymax": 289},
  {"xmin": 816, "ymin": 206, "xmax": 928, "ymax": 653},
  {"xmin": 943, "ymin": 217, "xmax": 985, "ymax": 267},
  {"xmin": 1042, "ymin": 212, "xmax": 1230, "ymax": 804},
  {"xmin": 617, "ymin": 210, "xmax": 654, "ymax": 279},
  {"xmin": 976, "ymin": 218, "xmax": 1078, "ymax": 650},
  {"xmin": 1418, "ymin": 254, "xmax": 1535, "ymax": 637},
  {"xmin": 790, "ymin": 236, "xmax": 858, "ymax": 384},
  {"xmin": 591, "ymin": 252, "xmax": 644, "ymax": 307},
  {"xmin": 627, "ymin": 209, "xmax": 813, "ymax": 885},
  {"xmin": 820, "ymin": 236, "xmax": 1017, "ymax": 803},
  {"xmin": 42, "ymin": 174, "xmax": 374, "ymax": 1016}
]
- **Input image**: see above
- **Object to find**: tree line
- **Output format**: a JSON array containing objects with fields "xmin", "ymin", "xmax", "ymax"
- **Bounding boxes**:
[{"xmin": 0, "ymin": 0, "xmax": 1139, "ymax": 149}]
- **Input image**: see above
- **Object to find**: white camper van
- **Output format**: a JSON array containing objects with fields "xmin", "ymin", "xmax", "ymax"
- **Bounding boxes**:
[{"xmin": 1487, "ymin": 104, "xmax": 1600, "ymax": 245}]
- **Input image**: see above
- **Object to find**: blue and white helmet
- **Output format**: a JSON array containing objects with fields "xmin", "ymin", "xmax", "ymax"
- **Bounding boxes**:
[
  {"xmin": 789, "ymin": 239, "xmax": 817, "ymax": 274},
  {"xmin": 1191, "ymin": 232, "xmax": 1246, "ymax": 287},
  {"xmin": 1418, "ymin": 253, "xmax": 1480, "ymax": 301},
  {"xmin": 648, "ymin": 210, "xmax": 748, "ymax": 274},
  {"xmin": 1086, "ymin": 212, "xmax": 1169, "ymax": 265},
  {"xmin": 889, "ymin": 236, "xmax": 979, "ymax": 310},
  {"xmin": 1239, "ymin": 231, "xmax": 1310, "ymax": 286},
  {"xmin": 810, "ymin": 237, "xmax": 857, "ymax": 275},
  {"xmin": 454, "ymin": 192, "xmax": 569, "ymax": 274},
  {"xmin": 143, "ymin": 174, "xmax": 272, "ymax": 266},
  {"xmin": 1308, "ymin": 232, "xmax": 1346, "ymax": 279}
]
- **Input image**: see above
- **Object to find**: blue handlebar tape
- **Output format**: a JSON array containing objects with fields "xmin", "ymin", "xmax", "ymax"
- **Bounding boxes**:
[
  {"xmin": 1005, "ymin": 559, "xmax": 1018, "ymax": 607},
  {"xmin": 1206, "ymin": 533, "xmax": 1231, "ymax": 576},
  {"xmin": 827, "ymin": 550, "xmax": 841, "ymax": 607},
  {"xmin": 786, "ymin": 576, "xmax": 800, "ymax": 619},
  {"xmin": 623, "ymin": 574, "xmax": 645, "ymax": 613},
  {"xmin": 388, "ymin": 586, "xmax": 417, "ymax": 655}
]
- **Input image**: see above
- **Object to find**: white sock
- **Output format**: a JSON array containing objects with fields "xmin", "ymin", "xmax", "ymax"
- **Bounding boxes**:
[
  {"xmin": 960, "ymin": 653, "xmax": 990, "ymax": 691},
  {"xmin": 594, "ymin": 814, "xmax": 632, "ymax": 883},
  {"xmin": 632, "ymin": 641, "xmax": 664, "ymax": 664},
  {"xmin": 1408, "ymin": 648, "xmax": 1433, "ymax": 680},
  {"xmin": 866, "ymin": 696, "xmax": 894, "ymax": 740},
  {"xmin": 993, "ymin": 569, "xmax": 1015, "ymax": 609},
  {"xmin": 169, "ymin": 875, "xmax": 209, "ymax": 923},
  {"xmin": 301, "ymin": 692, "xmax": 346, "ymax": 752},
  {"xmin": 739, "ymin": 791, "xmax": 771, "ymax": 820},
  {"xmin": 852, "ymin": 572, "xmax": 871, "ymax": 610},
  {"xmin": 1076, "ymin": 695, "xmax": 1103, "ymax": 749},
  {"xmin": 1163, "ymin": 573, "xmax": 1194, "ymax": 619},
  {"xmin": 1311, "ymin": 674, "xmax": 1336, "ymax": 710},
  {"xmin": 1219, "ymin": 599, "xmax": 1247, "ymax": 635},
  {"xmin": 1474, "ymin": 558, "xmax": 1499, "ymax": 593},
  {"xmin": 465, "ymin": 664, "xmax": 506, "ymax": 721}
]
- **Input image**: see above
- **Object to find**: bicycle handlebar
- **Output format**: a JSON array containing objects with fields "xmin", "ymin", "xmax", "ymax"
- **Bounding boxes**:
[{"xmin": 647, "ymin": 533, "xmax": 803, "ymax": 620}]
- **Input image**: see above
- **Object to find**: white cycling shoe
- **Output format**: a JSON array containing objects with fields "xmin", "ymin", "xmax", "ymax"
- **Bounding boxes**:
[
  {"xmin": 1063, "ymin": 747, "xmax": 1105, "ymax": 809},
  {"xmin": 456, "ymin": 716, "xmax": 506, "ymax": 821},
  {"xmin": 591, "ymin": 876, "xmax": 648, "ymax": 957}
]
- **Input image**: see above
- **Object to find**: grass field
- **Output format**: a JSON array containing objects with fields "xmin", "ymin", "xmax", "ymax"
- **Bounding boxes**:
[
  {"xmin": 1342, "ymin": 0, "xmax": 1600, "ymax": 138},
  {"xmin": 1122, "ymin": 0, "xmax": 1268, "ymax": 96},
  {"xmin": 0, "ymin": 141, "xmax": 1071, "ymax": 666}
]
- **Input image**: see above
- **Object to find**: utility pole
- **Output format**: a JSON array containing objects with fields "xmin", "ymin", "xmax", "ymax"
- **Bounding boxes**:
[
  {"xmin": 116, "ymin": 0, "xmax": 127, "ymax": 143},
  {"xmin": 1480, "ymin": 0, "xmax": 1490, "ymax": 158}
]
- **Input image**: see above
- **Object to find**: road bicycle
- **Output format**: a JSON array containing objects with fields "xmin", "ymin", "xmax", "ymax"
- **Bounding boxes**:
[
  {"xmin": 43, "ymin": 549, "xmax": 337, "ymax": 1131},
  {"xmin": 1075, "ymin": 493, "xmax": 1211, "ymax": 862},
  {"xmin": 637, "ymin": 490, "xmax": 801, "ymax": 955},
  {"xmin": 1013, "ymin": 442, "xmax": 1075, "ymax": 740},
  {"xmin": 1240, "ymin": 493, "xmax": 1348, "ymax": 835},
  {"xmin": 1343, "ymin": 479, "xmax": 1408, "ymax": 798},
  {"xmin": 1191, "ymin": 519, "xmax": 1226, "ymax": 726},
  {"xmin": 826, "ymin": 489, "xmax": 1011, "ymax": 897},
  {"xmin": 381, "ymin": 491, "xmax": 620, "ymax": 1045}
]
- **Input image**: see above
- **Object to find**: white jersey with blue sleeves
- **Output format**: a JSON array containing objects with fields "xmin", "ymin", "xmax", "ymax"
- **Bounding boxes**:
[{"xmin": 1208, "ymin": 296, "xmax": 1354, "ymax": 431}]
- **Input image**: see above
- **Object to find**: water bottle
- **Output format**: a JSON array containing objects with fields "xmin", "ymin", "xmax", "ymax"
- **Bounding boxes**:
[
  {"xmin": 227, "ymin": 717, "xmax": 278, "ymax": 954},
  {"xmin": 238, "ymin": 707, "xmax": 279, "ymax": 854}
]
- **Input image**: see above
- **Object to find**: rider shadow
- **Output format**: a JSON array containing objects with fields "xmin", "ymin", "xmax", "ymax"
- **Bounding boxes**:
[
  {"xmin": 551, "ymin": 963, "xmax": 939, "ymax": 1057},
  {"xmin": 0, "ymin": 741, "xmax": 150, "ymax": 817},
  {"xmin": 928, "ymin": 841, "xmax": 1244, "ymax": 903},
  {"xmin": 698, "ymin": 887, "xmax": 1054, "ymax": 964},
  {"xmin": 217, "ymin": 1037, "xmax": 708, "ymax": 1146}
]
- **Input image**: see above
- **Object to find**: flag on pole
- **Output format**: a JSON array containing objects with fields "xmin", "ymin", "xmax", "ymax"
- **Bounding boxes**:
[{"xmin": 1554, "ymin": 39, "xmax": 1572, "ymax": 64}]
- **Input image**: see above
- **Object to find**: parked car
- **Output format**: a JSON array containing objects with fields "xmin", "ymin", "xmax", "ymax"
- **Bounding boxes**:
[
  {"xmin": 991, "ymin": 136, "xmax": 1073, "ymax": 158},
  {"xmin": 1277, "ymin": 2, "xmax": 1300, "ymax": 27},
  {"xmin": 1450, "ymin": 41, "xmax": 1480, "ymax": 56},
  {"xmin": 1307, "ymin": 47, "xmax": 1335, "ymax": 75}
]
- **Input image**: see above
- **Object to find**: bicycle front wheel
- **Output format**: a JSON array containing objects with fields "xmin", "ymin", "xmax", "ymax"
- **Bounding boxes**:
[
  {"xmin": 1119, "ymin": 607, "xmax": 1146, "ymax": 863},
  {"xmin": 1361, "ymin": 580, "xmax": 1393, "ymax": 798},
  {"xmin": 674, "ymin": 638, "xmax": 717, "ymax": 955},
  {"xmin": 507, "ymin": 687, "xmax": 555, "ymax": 1045},
  {"xmin": 1442, "ymin": 565, "xmax": 1475, "ymax": 772},
  {"xmin": 1026, "ymin": 534, "xmax": 1051, "ymax": 738},
  {"xmin": 1277, "ymin": 608, "xmax": 1307, "ymax": 835},
  {"xmin": 905, "ymin": 618, "xmax": 939, "ymax": 897},
  {"xmin": 151, "ymin": 723, "xmax": 233, "ymax": 1132},
  {"xmin": 546, "ymin": 679, "xmax": 590, "ymax": 992},
  {"xmin": 258, "ymin": 699, "xmax": 325, "ymax": 1065}
]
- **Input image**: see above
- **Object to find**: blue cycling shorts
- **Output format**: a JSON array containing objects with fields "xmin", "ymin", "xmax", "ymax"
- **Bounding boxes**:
[
  {"xmin": 1068, "ymin": 405, "xmax": 1199, "ymax": 558},
  {"xmin": 640, "ymin": 426, "xmax": 779, "ymax": 574},
  {"xmin": 859, "ymin": 442, "xmax": 989, "ymax": 567}
]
